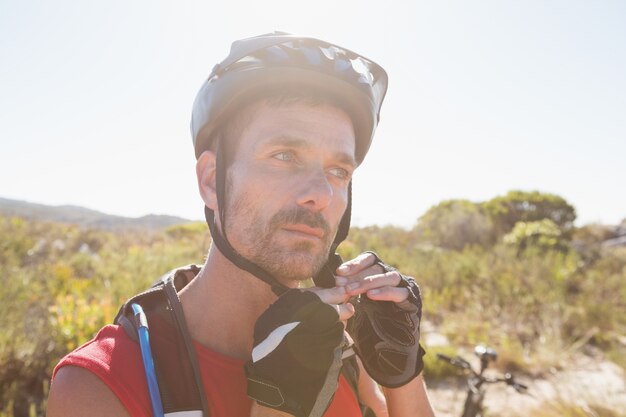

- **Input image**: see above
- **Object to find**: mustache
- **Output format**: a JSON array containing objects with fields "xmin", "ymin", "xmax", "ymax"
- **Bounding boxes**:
[{"xmin": 268, "ymin": 207, "xmax": 331, "ymax": 238}]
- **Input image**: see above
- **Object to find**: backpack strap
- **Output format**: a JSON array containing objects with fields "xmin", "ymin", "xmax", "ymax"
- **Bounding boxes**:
[
  {"xmin": 161, "ymin": 270, "xmax": 210, "ymax": 416},
  {"xmin": 341, "ymin": 338, "xmax": 375, "ymax": 417},
  {"xmin": 115, "ymin": 265, "xmax": 370, "ymax": 417},
  {"xmin": 115, "ymin": 265, "xmax": 209, "ymax": 417}
]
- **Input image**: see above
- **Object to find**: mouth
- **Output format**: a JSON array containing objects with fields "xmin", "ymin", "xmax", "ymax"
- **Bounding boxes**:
[{"xmin": 281, "ymin": 224, "xmax": 325, "ymax": 239}]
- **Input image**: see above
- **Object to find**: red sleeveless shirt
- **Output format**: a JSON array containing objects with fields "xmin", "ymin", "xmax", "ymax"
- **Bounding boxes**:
[{"xmin": 53, "ymin": 325, "xmax": 361, "ymax": 417}]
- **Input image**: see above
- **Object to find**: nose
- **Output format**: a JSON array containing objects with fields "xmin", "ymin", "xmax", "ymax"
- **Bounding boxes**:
[{"xmin": 296, "ymin": 169, "xmax": 333, "ymax": 212}]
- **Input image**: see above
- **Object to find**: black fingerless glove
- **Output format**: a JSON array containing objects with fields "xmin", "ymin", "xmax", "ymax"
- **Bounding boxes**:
[
  {"xmin": 349, "ymin": 252, "xmax": 426, "ymax": 388},
  {"xmin": 245, "ymin": 290, "xmax": 345, "ymax": 417}
]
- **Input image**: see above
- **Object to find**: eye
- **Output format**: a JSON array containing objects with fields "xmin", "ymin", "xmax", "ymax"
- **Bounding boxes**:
[
  {"xmin": 329, "ymin": 167, "xmax": 351, "ymax": 180},
  {"xmin": 272, "ymin": 151, "xmax": 296, "ymax": 162}
]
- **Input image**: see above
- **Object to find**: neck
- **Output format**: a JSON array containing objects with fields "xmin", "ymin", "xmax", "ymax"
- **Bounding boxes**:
[{"xmin": 178, "ymin": 244, "xmax": 292, "ymax": 360}]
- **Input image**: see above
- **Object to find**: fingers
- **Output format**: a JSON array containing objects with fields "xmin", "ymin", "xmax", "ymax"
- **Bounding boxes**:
[
  {"xmin": 308, "ymin": 285, "xmax": 350, "ymax": 305},
  {"xmin": 335, "ymin": 264, "xmax": 382, "ymax": 286},
  {"xmin": 311, "ymin": 252, "xmax": 412, "ymax": 311},
  {"xmin": 307, "ymin": 286, "xmax": 355, "ymax": 321},
  {"xmin": 340, "ymin": 270, "xmax": 409, "ymax": 303},
  {"xmin": 335, "ymin": 252, "xmax": 383, "ymax": 277},
  {"xmin": 336, "ymin": 302, "xmax": 355, "ymax": 322},
  {"xmin": 363, "ymin": 286, "xmax": 409, "ymax": 303},
  {"xmin": 344, "ymin": 271, "xmax": 402, "ymax": 294}
]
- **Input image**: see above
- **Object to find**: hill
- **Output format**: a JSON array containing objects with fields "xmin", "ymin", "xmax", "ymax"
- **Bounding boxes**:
[{"xmin": 0, "ymin": 197, "xmax": 192, "ymax": 230}]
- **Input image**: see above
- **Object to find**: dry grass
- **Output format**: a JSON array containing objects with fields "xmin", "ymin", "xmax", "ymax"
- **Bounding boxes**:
[{"xmin": 524, "ymin": 399, "xmax": 626, "ymax": 417}]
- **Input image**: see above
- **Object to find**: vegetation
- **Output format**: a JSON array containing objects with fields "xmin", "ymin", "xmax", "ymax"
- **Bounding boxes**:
[{"xmin": 1, "ymin": 190, "xmax": 624, "ymax": 416}]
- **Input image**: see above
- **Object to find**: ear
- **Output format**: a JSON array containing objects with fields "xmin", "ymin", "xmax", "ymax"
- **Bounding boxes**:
[{"xmin": 196, "ymin": 150, "xmax": 218, "ymax": 211}]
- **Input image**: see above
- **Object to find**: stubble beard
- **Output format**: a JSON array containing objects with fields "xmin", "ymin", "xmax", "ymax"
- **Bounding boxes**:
[{"xmin": 223, "ymin": 192, "xmax": 336, "ymax": 283}]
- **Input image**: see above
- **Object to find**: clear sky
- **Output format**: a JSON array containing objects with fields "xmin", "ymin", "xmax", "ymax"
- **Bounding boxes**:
[{"xmin": 1, "ymin": 0, "xmax": 625, "ymax": 228}]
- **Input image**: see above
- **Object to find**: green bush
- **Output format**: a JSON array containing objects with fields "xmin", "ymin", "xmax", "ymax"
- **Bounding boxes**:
[
  {"xmin": 0, "ymin": 215, "xmax": 209, "ymax": 416},
  {"xmin": 1, "ymin": 190, "xmax": 624, "ymax": 416},
  {"xmin": 422, "ymin": 345, "xmax": 462, "ymax": 380}
]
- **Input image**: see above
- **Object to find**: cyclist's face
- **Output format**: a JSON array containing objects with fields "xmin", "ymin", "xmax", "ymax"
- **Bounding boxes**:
[{"xmin": 222, "ymin": 100, "xmax": 356, "ymax": 284}]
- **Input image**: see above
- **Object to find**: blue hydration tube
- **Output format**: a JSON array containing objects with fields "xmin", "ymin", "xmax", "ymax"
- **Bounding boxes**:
[{"xmin": 131, "ymin": 303, "xmax": 165, "ymax": 417}]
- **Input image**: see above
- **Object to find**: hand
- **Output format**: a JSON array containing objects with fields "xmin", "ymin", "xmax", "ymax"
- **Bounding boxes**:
[
  {"xmin": 245, "ymin": 289, "xmax": 347, "ymax": 417},
  {"xmin": 306, "ymin": 284, "xmax": 355, "ymax": 322},
  {"xmin": 336, "ymin": 252, "xmax": 411, "ymax": 303},
  {"xmin": 335, "ymin": 252, "xmax": 426, "ymax": 388}
]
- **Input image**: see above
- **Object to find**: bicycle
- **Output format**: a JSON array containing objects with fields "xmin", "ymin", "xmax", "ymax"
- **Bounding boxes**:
[{"xmin": 436, "ymin": 345, "xmax": 528, "ymax": 417}]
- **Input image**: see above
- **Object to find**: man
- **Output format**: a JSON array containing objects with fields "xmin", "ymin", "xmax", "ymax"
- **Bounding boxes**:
[{"xmin": 47, "ymin": 33, "xmax": 435, "ymax": 417}]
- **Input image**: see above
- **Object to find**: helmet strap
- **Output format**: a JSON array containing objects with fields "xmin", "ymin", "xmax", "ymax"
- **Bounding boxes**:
[
  {"xmin": 204, "ymin": 206, "xmax": 288, "ymax": 295},
  {"xmin": 204, "ymin": 141, "xmax": 288, "ymax": 295},
  {"xmin": 205, "ymin": 141, "xmax": 352, "ymax": 295}
]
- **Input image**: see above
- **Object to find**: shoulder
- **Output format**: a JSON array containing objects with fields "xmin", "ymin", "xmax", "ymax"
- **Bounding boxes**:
[
  {"xmin": 47, "ymin": 365, "xmax": 131, "ymax": 417},
  {"xmin": 48, "ymin": 325, "xmax": 151, "ymax": 417},
  {"xmin": 54, "ymin": 324, "xmax": 142, "ymax": 368}
]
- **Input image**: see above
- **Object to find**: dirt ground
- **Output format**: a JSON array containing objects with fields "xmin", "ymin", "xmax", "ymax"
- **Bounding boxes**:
[
  {"xmin": 422, "ymin": 326, "xmax": 626, "ymax": 416},
  {"xmin": 425, "ymin": 353, "xmax": 626, "ymax": 417}
]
